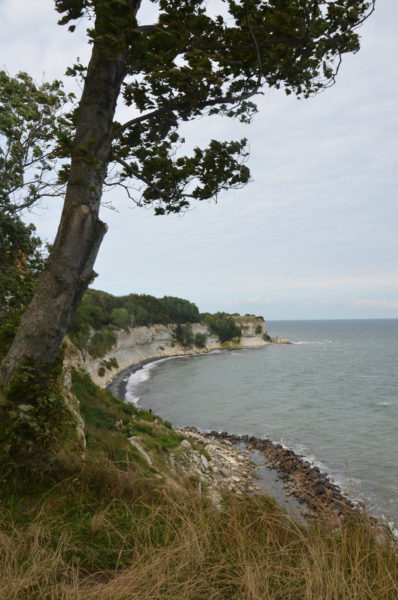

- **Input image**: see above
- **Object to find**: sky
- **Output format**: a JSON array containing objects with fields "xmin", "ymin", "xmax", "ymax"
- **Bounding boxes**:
[{"xmin": 1, "ymin": 0, "xmax": 397, "ymax": 320}]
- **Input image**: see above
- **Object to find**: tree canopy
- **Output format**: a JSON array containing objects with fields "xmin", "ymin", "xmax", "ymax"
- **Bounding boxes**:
[
  {"xmin": 55, "ymin": 0, "xmax": 375, "ymax": 215},
  {"xmin": 68, "ymin": 288, "xmax": 201, "ymax": 354}
]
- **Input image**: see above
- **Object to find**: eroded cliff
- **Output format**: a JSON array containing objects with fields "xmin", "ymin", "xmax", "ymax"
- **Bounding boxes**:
[{"xmin": 65, "ymin": 316, "xmax": 270, "ymax": 388}]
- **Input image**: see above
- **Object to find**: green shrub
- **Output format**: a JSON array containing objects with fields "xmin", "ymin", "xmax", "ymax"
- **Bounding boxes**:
[
  {"xmin": 0, "ymin": 356, "xmax": 75, "ymax": 458},
  {"xmin": 99, "ymin": 357, "xmax": 119, "ymax": 373},
  {"xmin": 88, "ymin": 330, "xmax": 117, "ymax": 358},
  {"xmin": 194, "ymin": 332, "xmax": 207, "ymax": 348},
  {"xmin": 110, "ymin": 307, "xmax": 129, "ymax": 329},
  {"xmin": 175, "ymin": 323, "xmax": 194, "ymax": 347},
  {"xmin": 255, "ymin": 324, "xmax": 263, "ymax": 334},
  {"xmin": 202, "ymin": 312, "xmax": 241, "ymax": 343}
]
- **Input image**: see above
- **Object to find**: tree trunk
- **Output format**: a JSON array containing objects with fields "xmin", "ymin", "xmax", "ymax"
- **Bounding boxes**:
[{"xmin": 0, "ymin": 2, "xmax": 141, "ymax": 385}]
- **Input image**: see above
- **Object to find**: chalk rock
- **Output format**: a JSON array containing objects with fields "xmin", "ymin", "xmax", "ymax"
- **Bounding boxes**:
[{"xmin": 201, "ymin": 454, "xmax": 209, "ymax": 468}]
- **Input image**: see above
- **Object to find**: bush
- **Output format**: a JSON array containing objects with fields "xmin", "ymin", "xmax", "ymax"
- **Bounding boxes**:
[
  {"xmin": 110, "ymin": 307, "xmax": 129, "ymax": 329},
  {"xmin": 202, "ymin": 312, "xmax": 241, "ymax": 343},
  {"xmin": 194, "ymin": 332, "xmax": 207, "ymax": 348},
  {"xmin": 0, "ymin": 357, "xmax": 75, "ymax": 458},
  {"xmin": 175, "ymin": 323, "xmax": 194, "ymax": 347},
  {"xmin": 88, "ymin": 330, "xmax": 117, "ymax": 358}
]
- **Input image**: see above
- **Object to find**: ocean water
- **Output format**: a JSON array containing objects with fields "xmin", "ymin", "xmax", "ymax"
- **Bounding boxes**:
[{"xmin": 125, "ymin": 319, "xmax": 398, "ymax": 528}]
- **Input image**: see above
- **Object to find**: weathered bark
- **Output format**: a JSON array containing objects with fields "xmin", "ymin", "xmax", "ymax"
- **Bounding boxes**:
[{"xmin": 0, "ymin": 2, "xmax": 141, "ymax": 385}]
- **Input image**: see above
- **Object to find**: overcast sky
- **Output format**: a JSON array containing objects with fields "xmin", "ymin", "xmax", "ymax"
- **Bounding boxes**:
[{"xmin": 1, "ymin": 0, "xmax": 397, "ymax": 320}]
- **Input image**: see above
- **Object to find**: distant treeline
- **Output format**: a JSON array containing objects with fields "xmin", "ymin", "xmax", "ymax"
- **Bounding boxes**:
[{"xmin": 68, "ymin": 289, "xmax": 242, "ymax": 357}]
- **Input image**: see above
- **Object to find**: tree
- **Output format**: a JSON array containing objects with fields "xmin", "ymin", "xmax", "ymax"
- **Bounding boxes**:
[
  {"xmin": 0, "ymin": 70, "xmax": 72, "ymax": 213},
  {"xmin": 0, "ymin": 0, "xmax": 375, "ymax": 385}
]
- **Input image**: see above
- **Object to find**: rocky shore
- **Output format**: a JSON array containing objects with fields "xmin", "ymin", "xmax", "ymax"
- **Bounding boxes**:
[
  {"xmin": 177, "ymin": 427, "xmax": 370, "ymax": 524},
  {"xmin": 170, "ymin": 428, "xmax": 257, "ymax": 503}
]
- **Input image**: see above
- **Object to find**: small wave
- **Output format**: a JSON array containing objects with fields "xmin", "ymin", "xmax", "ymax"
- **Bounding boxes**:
[
  {"xmin": 124, "ymin": 389, "xmax": 140, "ymax": 405},
  {"xmin": 125, "ymin": 362, "xmax": 160, "ymax": 405},
  {"xmin": 386, "ymin": 519, "xmax": 398, "ymax": 539},
  {"xmin": 292, "ymin": 341, "xmax": 324, "ymax": 345},
  {"xmin": 277, "ymin": 439, "xmax": 362, "ymax": 489}
]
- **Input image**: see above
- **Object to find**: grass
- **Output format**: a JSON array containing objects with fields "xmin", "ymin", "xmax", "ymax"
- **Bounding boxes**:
[
  {"xmin": 0, "ymin": 371, "xmax": 397, "ymax": 599},
  {"xmin": 71, "ymin": 369, "xmax": 183, "ymax": 459}
]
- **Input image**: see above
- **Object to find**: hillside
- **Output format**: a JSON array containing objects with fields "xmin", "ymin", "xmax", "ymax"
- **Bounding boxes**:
[{"xmin": 1, "ymin": 368, "xmax": 396, "ymax": 599}]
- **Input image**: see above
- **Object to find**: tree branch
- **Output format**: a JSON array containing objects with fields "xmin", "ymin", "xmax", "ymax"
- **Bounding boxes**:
[
  {"xmin": 113, "ymin": 107, "xmax": 167, "ymax": 137},
  {"xmin": 113, "ymin": 84, "xmax": 261, "ymax": 138},
  {"xmin": 116, "ymin": 157, "xmax": 194, "ymax": 200},
  {"xmin": 138, "ymin": 24, "xmax": 157, "ymax": 33}
]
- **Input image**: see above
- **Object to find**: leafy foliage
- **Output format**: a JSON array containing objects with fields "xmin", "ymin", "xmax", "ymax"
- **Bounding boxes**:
[
  {"xmin": 0, "ymin": 356, "xmax": 74, "ymax": 458},
  {"xmin": 87, "ymin": 330, "xmax": 117, "ymax": 358},
  {"xmin": 174, "ymin": 323, "xmax": 194, "ymax": 347},
  {"xmin": 56, "ymin": 0, "xmax": 375, "ymax": 215},
  {"xmin": 194, "ymin": 332, "xmax": 207, "ymax": 348},
  {"xmin": 68, "ymin": 288, "xmax": 245, "ymax": 351},
  {"xmin": 202, "ymin": 312, "xmax": 242, "ymax": 343},
  {"xmin": 68, "ymin": 288, "xmax": 201, "ymax": 353},
  {"xmin": 0, "ymin": 70, "xmax": 70, "ymax": 361},
  {"xmin": 0, "ymin": 70, "xmax": 72, "ymax": 211},
  {"xmin": 0, "ymin": 203, "xmax": 46, "ymax": 360}
]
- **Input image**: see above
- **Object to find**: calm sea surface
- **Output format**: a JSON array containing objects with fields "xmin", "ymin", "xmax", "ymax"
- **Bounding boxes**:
[{"xmin": 125, "ymin": 320, "xmax": 398, "ymax": 528}]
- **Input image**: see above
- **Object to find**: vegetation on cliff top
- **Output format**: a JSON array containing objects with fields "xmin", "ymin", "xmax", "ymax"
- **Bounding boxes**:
[{"xmin": 67, "ymin": 288, "xmax": 247, "ymax": 356}]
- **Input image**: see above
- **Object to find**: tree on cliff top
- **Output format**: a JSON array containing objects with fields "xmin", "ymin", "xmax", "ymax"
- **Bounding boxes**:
[{"xmin": 0, "ymin": 0, "xmax": 375, "ymax": 386}]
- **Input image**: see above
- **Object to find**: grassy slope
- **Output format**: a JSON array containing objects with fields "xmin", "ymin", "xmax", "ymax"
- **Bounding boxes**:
[{"xmin": 0, "ymin": 371, "xmax": 397, "ymax": 599}]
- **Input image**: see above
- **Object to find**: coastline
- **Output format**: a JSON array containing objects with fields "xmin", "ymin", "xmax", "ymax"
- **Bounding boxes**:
[
  {"xmin": 106, "ymin": 352, "xmax": 371, "ymax": 525},
  {"xmin": 106, "ymin": 348, "xmax": 235, "ymax": 401},
  {"xmin": 106, "ymin": 354, "xmax": 172, "ymax": 400}
]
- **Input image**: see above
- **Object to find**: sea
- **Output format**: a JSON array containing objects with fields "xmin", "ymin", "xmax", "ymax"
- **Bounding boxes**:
[{"xmin": 124, "ymin": 319, "xmax": 398, "ymax": 531}]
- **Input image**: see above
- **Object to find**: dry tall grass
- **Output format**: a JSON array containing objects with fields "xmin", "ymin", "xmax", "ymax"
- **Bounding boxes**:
[{"xmin": 0, "ymin": 460, "xmax": 397, "ymax": 600}]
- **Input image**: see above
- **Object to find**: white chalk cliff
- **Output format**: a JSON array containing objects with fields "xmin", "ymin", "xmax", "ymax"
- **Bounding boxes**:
[{"xmin": 65, "ymin": 316, "xmax": 280, "ymax": 388}]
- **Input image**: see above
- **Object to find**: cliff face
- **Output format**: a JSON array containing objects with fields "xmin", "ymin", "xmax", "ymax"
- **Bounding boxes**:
[{"xmin": 65, "ymin": 316, "xmax": 269, "ymax": 388}]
